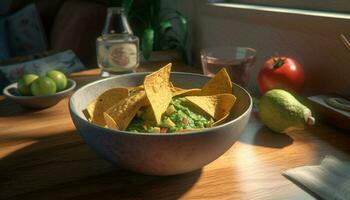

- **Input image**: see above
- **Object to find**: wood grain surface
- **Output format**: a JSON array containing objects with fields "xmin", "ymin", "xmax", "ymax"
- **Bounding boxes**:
[{"xmin": 1, "ymin": 63, "xmax": 350, "ymax": 200}]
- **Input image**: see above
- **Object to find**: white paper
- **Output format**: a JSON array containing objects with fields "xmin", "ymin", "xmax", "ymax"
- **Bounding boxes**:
[{"xmin": 283, "ymin": 155, "xmax": 350, "ymax": 200}]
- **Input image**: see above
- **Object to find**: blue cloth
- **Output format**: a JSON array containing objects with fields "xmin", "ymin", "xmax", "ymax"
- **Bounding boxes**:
[
  {"xmin": 0, "ymin": 49, "xmax": 85, "ymax": 81},
  {"xmin": 0, "ymin": 50, "xmax": 86, "ymax": 93},
  {"xmin": 6, "ymin": 3, "xmax": 48, "ymax": 56}
]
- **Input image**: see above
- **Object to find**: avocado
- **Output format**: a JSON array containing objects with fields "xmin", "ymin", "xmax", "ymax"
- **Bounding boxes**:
[
  {"xmin": 148, "ymin": 127, "xmax": 161, "ymax": 133},
  {"xmin": 165, "ymin": 105, "xmax": 176, "ymax": 115},
  {"xmin": 259, "ymin": 89, "xmax": 315, "ymax": 133},
  {"xmin": 160, "ymin": 117, "xmax": 176, "ymax": 128}
]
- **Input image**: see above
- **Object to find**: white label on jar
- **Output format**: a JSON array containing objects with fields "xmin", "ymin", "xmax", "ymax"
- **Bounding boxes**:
[{"xmin": 108, "ymin": 43, "xmax": 137, "ymax": 69}]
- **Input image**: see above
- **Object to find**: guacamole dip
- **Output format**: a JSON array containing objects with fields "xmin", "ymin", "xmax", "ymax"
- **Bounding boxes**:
[{"xmin": 127, "ymin": 97, "xmax": 214, "ymax": 133}]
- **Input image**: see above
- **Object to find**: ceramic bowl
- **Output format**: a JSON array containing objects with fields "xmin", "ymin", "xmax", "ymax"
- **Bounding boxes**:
[
  {"xmin": 3, "ymin": 79, "xmax": 76, "ymax": 109},
  {"xmin": 69, "ymin": 72, "xmax": 252, "ymax": 175}
]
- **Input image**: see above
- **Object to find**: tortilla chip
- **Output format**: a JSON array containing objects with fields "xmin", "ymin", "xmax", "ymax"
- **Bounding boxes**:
[
  {"xmin": 127, "ymin": 85, "xmax": 144, "ymax": 95},
  {"xmin": 170, "ymin": 81, "xmax": 201, "ymax": 97},
  {"xmin": 200, "ymin": 68, "xmax": 232, "ymax": 95},
  {"xmin": 104, "ymin": 90, "xmax": 148, "ymax": 130},
  {"xmin": 143, "ymin": 63, "xmax": 173, "ymax": 124},
  {"xmin": 212, "ymin": 114, "xmax": 229, "ymax": 126},
  {"xmin": 178, "ymin": 128, "xmax": 201, "ymax": 132},
  {"xmin": 184, "ymin": 94, "xmax": 236, "ymax": 121},
  {"xmin": 171, "ymin": 86, "xmax": 201, "ymax": 97},
  {"xmin": 83, "ymin": 88, "xmax": 129, "ymax": 126}
]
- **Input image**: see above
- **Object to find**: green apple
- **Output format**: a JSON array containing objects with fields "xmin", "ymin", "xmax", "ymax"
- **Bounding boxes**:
[
  {"xmin": 46, "ymin": 70, "xmax": 67, "ymax": 92},
  {"xmin": 30, "ymin": 76, "xmax": 57, "ymax": 96},
  {"xmin": 18, "ymin": 74, "xmax": 39, "ymax": 96}
]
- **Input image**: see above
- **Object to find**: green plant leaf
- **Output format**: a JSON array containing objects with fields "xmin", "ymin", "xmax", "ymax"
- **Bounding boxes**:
[
  {"xmin": 160, "ymin": 9, "xmax": 188, "ymax": 33},
  {"xmin": 160, "ymin": 35, "xmax": 180, "ymax": 49},
  {"xmin": 178, "ymin": 15, "xmax": 188, "ymax": 34},
  {"xmin": 160, "ymin": 20, "xmax": 173, "ymax": 35},
  {"xmin": 151, "ymin": 0, "xmax": 161, "ymax": 22},
  {"xmin": 122, "ymin": 0, "xmax": 133, "ymax": 16},
  {"xmin": 142, "ymin": 28, "xmax": 154, "ymax": 60}
]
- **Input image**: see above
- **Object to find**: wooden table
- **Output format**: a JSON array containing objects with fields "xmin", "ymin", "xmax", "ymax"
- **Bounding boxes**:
[{"xmin": 1, "ymin": 63, "xmax": 350, "ymax": 200}]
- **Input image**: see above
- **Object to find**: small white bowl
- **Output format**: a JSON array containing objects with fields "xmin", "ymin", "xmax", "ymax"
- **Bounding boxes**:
[{"xmin": 3, "ymin": 79, "xmax": 76, "ymax": 109}]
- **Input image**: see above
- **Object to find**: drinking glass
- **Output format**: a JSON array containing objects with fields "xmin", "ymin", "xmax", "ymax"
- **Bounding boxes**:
[{"xmin": 201, "ymin": 47, "xmax": 257, "ymax": 88}]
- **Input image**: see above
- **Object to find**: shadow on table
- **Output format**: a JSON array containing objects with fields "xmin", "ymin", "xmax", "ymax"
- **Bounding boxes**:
[
  {"xmin": 0, "ymin": 97, "xmax": 45, "ymax": 117},
  {"xmin": 307, "ymin": 123, "xmax": 350, "ymax": 157},
  {"xmin": 70, "ymin": 75, "xmax": 103, "ymax": 90},
  {"xmin": 239, "ymin": 126, "xmax": 294, "ymax": 148},
  {"xmin": 0, "ymin": 131, "xmax": 201, "ymax": 200}
]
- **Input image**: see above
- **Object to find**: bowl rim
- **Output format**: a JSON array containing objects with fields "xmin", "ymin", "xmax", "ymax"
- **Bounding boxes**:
[
  {"xmin": 3, "ymin": 79, "xmax": 77, "ymax": 99},
  {"xmin": 69, "ymin": 72, "xmax": 253, "ymax": 136}
]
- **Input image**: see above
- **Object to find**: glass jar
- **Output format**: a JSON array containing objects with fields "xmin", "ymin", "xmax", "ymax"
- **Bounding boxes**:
[{"xmin": 97, "ymin": 7, "xmax": 139, "ymax": 75}]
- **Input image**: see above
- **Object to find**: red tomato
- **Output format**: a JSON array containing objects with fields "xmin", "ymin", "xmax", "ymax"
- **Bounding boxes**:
[
  {"xmin": 258, "ymin": 57, "xmax": 304, "ymax": 94},
  {"xmin": 160, "ymin": 127, "xmax": 168, "ymax": 133}
]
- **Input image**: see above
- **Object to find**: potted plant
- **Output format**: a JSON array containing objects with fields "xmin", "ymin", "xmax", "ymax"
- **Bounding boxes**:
[{"xmin": 115, "ymin": 0, "xmax": 190, "ymax": 64}]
